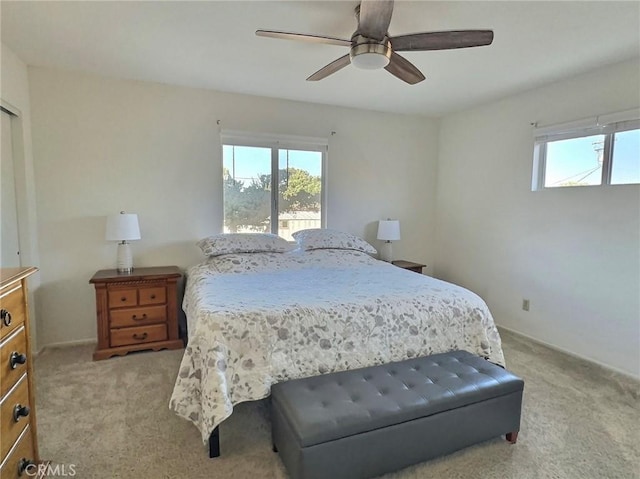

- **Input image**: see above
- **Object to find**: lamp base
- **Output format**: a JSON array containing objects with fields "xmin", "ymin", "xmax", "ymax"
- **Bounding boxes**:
[
  {"xmin": 116, "ymin": 242, "xmax": 134, "ymax": 274},
  {"xmin": 380, "ymin": 241, "xmax": 393, "ymax": 262}
]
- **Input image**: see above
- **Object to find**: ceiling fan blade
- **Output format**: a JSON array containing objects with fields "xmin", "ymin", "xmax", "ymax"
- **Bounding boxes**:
[
  {"xmin": 384, "ymin": 52, "xmax": 425, "ymax": 85},
  {"xmin": 256, "ymin": 30, "xmax": 351, "ymax": 47},
  {"xmin": 357, "ymin": 0, "xmax": 394, "ymax": 40},
  {"xmin": 307, "ymin": 54, "xmax": 351, "ymax": 81},
  {"xmin": 391, "ymin": 30, "xmax": 494, "ymax": 51}
]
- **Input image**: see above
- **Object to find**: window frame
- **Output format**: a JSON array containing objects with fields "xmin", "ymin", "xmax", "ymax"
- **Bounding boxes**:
[
  {"xmin": 532, "ymin": 113, "xmax": 640, "ymax": 191},
  {"xmin": 220, "ymin": 130, "xmax": 328, "ymax": 235}
]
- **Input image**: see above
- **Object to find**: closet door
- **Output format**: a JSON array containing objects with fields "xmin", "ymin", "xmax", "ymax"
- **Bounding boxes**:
[{"xmin": 1, "ymin": 109, "xmax": 21, "ymax": 267}]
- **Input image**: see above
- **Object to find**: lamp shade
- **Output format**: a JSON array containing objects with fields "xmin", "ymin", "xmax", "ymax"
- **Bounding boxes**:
[
  {"xmin": 377, "ymin": 220, "xmax": 401, "ymax": 241},
  {"xmin": 105, "ymin": 213, "xmax": 141, "ymax": 241}
]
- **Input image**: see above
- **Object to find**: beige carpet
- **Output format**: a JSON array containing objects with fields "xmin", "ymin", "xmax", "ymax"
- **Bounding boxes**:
[{"xmin": 34, "ymin": 329, "xmax": 639, "ymax": 479}]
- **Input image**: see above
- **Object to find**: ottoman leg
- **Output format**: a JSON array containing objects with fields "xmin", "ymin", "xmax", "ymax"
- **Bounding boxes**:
[
  {"xmin": 506, "ymin": 431, "xmax": 518, "ymax": 444},
  {"xmin": 272, "ymin": 444, "xmax": 278, "ymax": 453}
]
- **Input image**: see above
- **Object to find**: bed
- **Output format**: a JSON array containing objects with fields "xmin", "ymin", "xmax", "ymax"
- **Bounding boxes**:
[{"xmin": 169, "ymin": 232, "xmax": 505, "ymax": 450}]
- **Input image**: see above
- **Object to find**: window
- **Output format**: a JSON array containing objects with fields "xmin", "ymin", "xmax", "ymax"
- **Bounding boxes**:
[
  {"xmin": 611, "ymin": 129, "xmax": 640, "ymax": 185},
  {"xmin": 532, "ymin": 110, "xmax": 639, "ymax": 190},
  {"xmin": 221, "ymin": 131, "xmax": 326, "ymax": 240}
]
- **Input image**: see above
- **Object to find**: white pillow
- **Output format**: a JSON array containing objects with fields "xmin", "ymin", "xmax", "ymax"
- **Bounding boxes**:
[
  {"xmin": 197, "ymin": 233, "xmax": 293, "ymax": 257},
  {"xmin": 292, "ymin": 229, "xmax": 377, "ymax": 255}
]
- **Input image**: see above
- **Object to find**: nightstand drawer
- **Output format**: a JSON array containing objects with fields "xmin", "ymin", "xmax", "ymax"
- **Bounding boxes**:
[
  {"xmin": 0, "ymin": 426, "xmax": 36, "ymax": 479},
  {"xmin": 110, "ymin": 305, "xmax": 166, "ymax": 329},
  {"xmin": 110, "ymin": 323, "xmax": 167, "ymax": 347},
  {"xmin": 0, "ymin": 328, "xmax": 28, "ymax": 397},
  {"xmin": 108, "ymin": 289, "xmax": 138, "ymax": 309},
  {"xmin": 1, "ymin": 376, "xmax": 31, "ymax": 459},
  {"xmin": 139, "ymin": 287, "xmax": 166, "ymax": 305},
  {"xmin": 0, "ymin": 284, "xmax": 26, "ymax": 341}
]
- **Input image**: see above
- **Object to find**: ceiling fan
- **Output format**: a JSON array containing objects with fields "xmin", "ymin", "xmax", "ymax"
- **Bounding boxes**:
[{"xmin": 256, "ymin": 0, "xmax": 493, "ymax": 85}]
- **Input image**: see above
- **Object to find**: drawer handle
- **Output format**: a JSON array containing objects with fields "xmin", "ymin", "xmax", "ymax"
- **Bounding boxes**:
[
  {"xmin": 1, "ymin": 308, "xmax": 12, "ymax": 327},
  {"xmin": 13, "ymin": 404, "xmax": 30, "ymax": 422},
  {"xmin": 150, "ymin": 294, "xmax": 156, "ymax": 299},
  {"xmin": 10, "ymin": 351, "xmax": 27, "ymax": 369},
  {"xmin": 120, "ymin": 297, "xmax": 127, "ymax": 302},
  {"xmin": 18, "ymin": 458, "xmax": 35, "ymax": 476},
  {"xmin": 133, "ymin": 332, "xmax": 148, "ymax": 341},
  {"xmin": 132, "ymin": 313, "xmax": 148, "ymax": 321}
]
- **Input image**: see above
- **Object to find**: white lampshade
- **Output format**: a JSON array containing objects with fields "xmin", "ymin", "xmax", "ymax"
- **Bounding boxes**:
[
  {"xmin": 105, "ymin": 213, "xmax": 141, "ymax": 241},
  {"xmin": 377, "ymin": 220, "xmax": 401, "ymax": 241}
]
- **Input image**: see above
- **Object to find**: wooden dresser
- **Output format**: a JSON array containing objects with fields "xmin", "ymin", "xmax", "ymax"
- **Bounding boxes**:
[
  {"xmin": 90, "ymin": 266, "xmax": 183, "ymax": 360},
  {"xmin": 0, "ymin": 267, "xmax": 40, "ymax": 479}
]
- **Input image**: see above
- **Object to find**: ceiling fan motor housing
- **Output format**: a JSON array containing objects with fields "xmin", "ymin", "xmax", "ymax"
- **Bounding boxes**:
[{"xmin": 350, "ymin": 35, "xmax": 392, "ymax": 69}]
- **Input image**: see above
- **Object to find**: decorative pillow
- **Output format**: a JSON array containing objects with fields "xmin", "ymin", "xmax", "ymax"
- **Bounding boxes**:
[
  {"xmin": 292, "ymin": 228, "xmax": 377, "ymax": 255},
  {"xmin": 197, "ymin": 233, "xmax": 293, "ymax": 257}
]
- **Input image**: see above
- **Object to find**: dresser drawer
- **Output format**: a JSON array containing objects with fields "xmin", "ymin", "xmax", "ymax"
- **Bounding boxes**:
[
  {"xmin": 110, "ymin": 305, "xmax": 166, "ymax": 329},
  {"xmin": 110, "ymin": 323, "xmax": 167, "ymax": 348},
  {"xmin": 1, "ymin": 376, "xmax": 31, "ymax": 459},
  {"xmin": 0, "ymin": 284, "xmax": 26, "ymax": 341},
  {"xmin": 0, "ymin": 426, "xmax": 36, "ymax": 479},
  {"xmin": 139, "ymin": 286, "xmax": 166, "ymax": 305},
  {"xmin": 108, "ymin": 289, "xmax": 138, "ymax": 309},
  {"xmin": 0, "ymin": 328, "xmax": 28, "ymax": 397}
]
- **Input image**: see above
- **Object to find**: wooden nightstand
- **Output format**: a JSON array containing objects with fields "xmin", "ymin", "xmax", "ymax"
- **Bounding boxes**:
[
  {"xmin": 392, "ymin": 260, "xmax": 426, "ymax": 274},
  {"xmin": 90, "ymin": 266, "xmax": 183, "ymax": 360}
]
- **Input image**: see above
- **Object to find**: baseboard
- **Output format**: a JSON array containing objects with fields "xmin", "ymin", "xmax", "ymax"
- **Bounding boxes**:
[
  {"xmin": 36, "ymin": 338, "xmax": 97, "ymax": 355},
  {"xmin": 498, "ymin": 324, "xmax": 639, "ymax": 381}
]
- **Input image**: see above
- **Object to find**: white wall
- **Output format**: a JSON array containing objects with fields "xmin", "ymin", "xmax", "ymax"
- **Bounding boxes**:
[
  {"xmin": 1, "ymin": 43, "xmax": 41, "ymax": 346},
  {"xmin": 436, "ymin": 59, "xmax": 640, "ymax": 377},
  {"xmin": 27, "ymin": 67, "xmax": 439, "ymax": 347}
]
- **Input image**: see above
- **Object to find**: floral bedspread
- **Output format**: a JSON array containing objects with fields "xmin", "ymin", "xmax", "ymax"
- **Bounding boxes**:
[{"xmin": 169, "ymin": 249, "xmax": 504, "ymax": 443}]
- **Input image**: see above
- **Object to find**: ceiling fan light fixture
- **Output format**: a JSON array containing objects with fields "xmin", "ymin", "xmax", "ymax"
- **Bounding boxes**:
[
  {"xmin": 257, "ymin": 1, "xmax": 493, "ymax": 84},
  {"xmin": 350, "ymin": 40, "xmax": 392, "ymax": 70}
]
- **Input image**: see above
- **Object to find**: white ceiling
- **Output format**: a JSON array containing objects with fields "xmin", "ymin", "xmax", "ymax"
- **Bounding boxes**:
[{"xmin": 2, "ymin": 1, "xmax": 639, "ymax": 117}]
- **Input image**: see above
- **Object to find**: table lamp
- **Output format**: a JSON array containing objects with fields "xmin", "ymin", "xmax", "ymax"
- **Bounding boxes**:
[
  {"xmin": 377, "ymin": 219, "xmax": 400, "ymax": 262},
  {"xmin": 105, "ymin": 211, "xmax": 141, "ymax": 273}
]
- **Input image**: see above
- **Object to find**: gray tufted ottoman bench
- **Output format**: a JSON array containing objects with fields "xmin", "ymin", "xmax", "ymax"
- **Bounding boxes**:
[{"xmin": 271, "ymin": 350, "xmax": 524, "ymax": 479}]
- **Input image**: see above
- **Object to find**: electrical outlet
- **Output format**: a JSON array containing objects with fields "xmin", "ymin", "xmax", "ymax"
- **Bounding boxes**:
[{"xmin": 522, "ymin": 299, "xmax": 530, "ymax": 311}]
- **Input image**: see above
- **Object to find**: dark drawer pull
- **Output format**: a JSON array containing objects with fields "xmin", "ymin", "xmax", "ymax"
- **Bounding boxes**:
[
  {"xmin": 1, "ymin": 309, "xmax": 12, "ymax": 327},
  {"xmin": 18, "ymin": 458, "xmax": 35, "ymax": 476},
  {"xmin": 132, "ymin": 332, "xmax": 148, "ymax": 340},
  {"xmin": 13, "ymin": 404, "xmax": 30, "ymax": 422},
  {"xmin": 150, "ymin": 294, "xmax": 156, "ymax": 299},
  {"xmin": 132, "ymin": 313, "xmax": 148, "ymax": 321},
  {"xmin": 10, "ymin": 351, "xmax": 27, "ymax": 369},
  {"xmin": 120, "ymin": 297, "xmax": 127, "ymax": 302}
]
